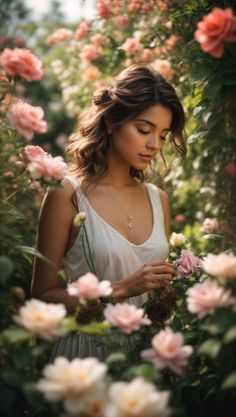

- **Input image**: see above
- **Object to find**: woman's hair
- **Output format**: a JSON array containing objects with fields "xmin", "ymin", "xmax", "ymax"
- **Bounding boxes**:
[{"xmin": 66, "ymin": 64, "xmax": 186, "ymax": 183}]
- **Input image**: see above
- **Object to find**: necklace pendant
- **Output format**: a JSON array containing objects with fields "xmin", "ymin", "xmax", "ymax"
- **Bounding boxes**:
[{"xmin": 128, "ymin": 222, "xmax": 132, "ymax": 229}]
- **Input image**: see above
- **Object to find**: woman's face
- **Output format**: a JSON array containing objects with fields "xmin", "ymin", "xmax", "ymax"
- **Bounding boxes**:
[{"xmin": 109, "ymin": 104, "xmax": 173, "ymax": 170}]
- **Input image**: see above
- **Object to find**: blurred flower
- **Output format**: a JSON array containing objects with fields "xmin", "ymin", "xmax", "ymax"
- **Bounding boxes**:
[
  {"xmin": 55, "ymin": 133, "xmax": 67, "ymax": 148},
  {"xmin": 46, "ymin": 28, "xmax": 73, "ymax": 46},
  {"xmin": 103, "ymin": 303, "xmax": 151, "ymax": 334},
  {"xmin": 186, "ymin": 279, "xmax": 235, "ymax": 318},
  {"xmin": 67, "ymin": 272, "xmax": 112, "ymax": 304},
  {"xmin": 113, "ymin": 15, "xmax": 130, "ymax": 29},
  {"xmin": 165, "ymin": 34, "xmax": 179, "ymax": 52},
  {"xmin": 80, "ymin": 44, "xmax": 101, "ymax": 62},
  {"xmin": 7, "ymin": 100, "xmax": 47, "ymax": 141},
  {"xmin": 37, "ymin": 357, "xmax": 107, "ymax": 414},
  {"xmin": 21, "ymin": 145, "xmax": 67, "ymax": 181},
  {"xmin": 225, "ymin": 162, "xmax": 236, "ymax": 175},
  {"xmin": 141, "ymin": 327, "xmax": 193, "ymax": 376},
  {"xmin": 174, "ymin": 214, "xmax": 186, "ymax": 223},
  {"xmin": 84, "ymin": 65, "xmax": 102, "ymax": 81},
  {"xmin": 157, "ymin": 1, "xmax": 168, "ymax": 11},
  {"xmin": 200, "ymin": 218, "xmax": 218, "ymax": 233},
  {"xmin": 202, "ymin": 253, "xmax": 236, "ymax": 279},
  {"xmin": 73, "ymin": 211, "xmax": 86, "ymax": 228},
  {"xmin": 0, "ymin": 47, "xmax": 43, "ymax": 81},
  {"xmin": 91, "ymin": 33, "xmax": 105, "ymax": 46},
  {"xmin": 74, "ymin": 21, "xmax": 90, "ymax": 40},
  {"xmin": 104, "ymin": 377, "xmax": 170, "ymax": 417},
  {"xmin": 165, "ymin": 21, "xmax": 173, "ymax": 30},
  {"xmin": 10, "ymin": 286, "xmax": 26, "ymax": 301},
  {"xmin": 151, "ymin": 59, "xmax": 173, "ymax": 80},
  {"xmin": 176, "ymin": 250, "xmax": 202, "ymax": 278},
  {"xmin": 14, "ymin": 299, "xmax": 67, "ymax": 340},
  {"xmin": 194, "ymin": 7, "xmax": 236, "ymax": 58},
  {"xmin": 128, "ymin": 1, "xmax": 142, "ymax": 13},
  {"xmin": 142, "ymin": 1, "xmax": 154, "ymax": 12},
  {"xmin": 120, "ymin": 38, "xmax": 142, "ymax": 56},
  {"xmin": 170, "ymin": 232, "xmax": 186, "ymax": 247},
  {"xmin": 137, "ymin": 48, "xmax": 154, "ymax": 62},
  {"xmin": 97, "ymin": 0, "xmax": 112, "ymax": 19}
]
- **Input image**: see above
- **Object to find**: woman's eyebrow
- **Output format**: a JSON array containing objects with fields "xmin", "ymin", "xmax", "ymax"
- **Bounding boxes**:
[{"xmin": 135, "ymin": 118, "xmax": 171, "ymax": 131}]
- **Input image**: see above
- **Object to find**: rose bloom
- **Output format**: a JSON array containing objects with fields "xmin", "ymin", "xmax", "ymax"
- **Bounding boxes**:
[
  {"xmin": 67, "ymin": 272, "xmax": 112, "ymax": 304},
  {"xmin": 202, "ymin": 252, "xmax": 236, "ymax": 279},
  {"xmin": 7, "ymin": 101, "xmax": 47, "ymax": 141},
  {"xmin": 27, "ymin": 155, "xmax": 67, "ymax": 181},
  {"xmin": 151, "ymin": 59, "xmax": 173, "ymax": 80},
  {"xmin": 194, "ymin": 7, "xmax": 236, "ymax": 58},
  {"xmin": 157, "ymin": 0, "xmax": 168, "ymax": 11},
  {"xmin": 74, "ymin": 211, "xmax": 86, "ymax": 228},
  {"xmin": 138, "ymin": 48, "xmax": 154, "ymax": 63},
  {"xmin": 200, "ymin": 218, "xmax": 218, "ymax": 234},
  {"xmin": 175, "ymin": 214, "xmax": 186, "ymax": 223},
  {"xmin": 103, "ymin": 303, "xmax": 151, "ymax": 334},
  {"xmin": 176, "ymin": 249, "xmax": 202, "ymax": 278},
  {"xmin": 97, "ymin": 0, "xmax": 111, "ymax": 19},
  {"xmin": 0, "ymin": 47, "xmax": 43, "ymax": 81},
  {"xmin": 128, "ymin": 1, "xmax": 141, "ymax": 13},
  {"xmin": 120, "ymin": 38, "xmax": 142, "ymax": 56},
  {"xmin": 37, "ymin": 357, "xmax": 107, "ymax": 415},
  {"xmin": 46, "ymin": 28, "xmax": 73, "ymax": 46},
  {"xmin": 225, "ymin": 162, "xmax": 236, "ymax": 175},
  {"xmin": 112, "ymin": 15, "xmax": 130, "ymax": 29},
  {"xmin": 14, "ymin": 299, "xmax": 67, "ymax": 340},
  {"xmin": 141, "ymin": 327, "xmax": 193, "ymax": 376},
  {"xmin": 186, "ymin": 279, "xmax": 235, "ymax": 318},
  {"xmin": 74, "ymin": 21, "xmax": 90, "ymax": 40},
  {"xmin": 91, "ymin": 33, "xmax": 105, "ymax": 46},
  {"xmin": 104, "ymin": 377, "xmax": 170, "ymax": 417},
  {"xmin": 21, "ymin": 144, "xmax": 47, "ymax": 162},
  {"xmin": 170, "ymin": 232, "xmax": 186, "ymax": 247},
  {"xmin": 80, "ymin": 44, "xmax": 100, "ymax": 62},
  {"xmin": 84, "ymin": 65, "xmax": 101, "ymax": 81}
]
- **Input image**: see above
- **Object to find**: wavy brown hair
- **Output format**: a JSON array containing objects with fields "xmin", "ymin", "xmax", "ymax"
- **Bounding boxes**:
[{"xmin": 66, "ymin": 64, "xmax": 186, "ymax": 183}]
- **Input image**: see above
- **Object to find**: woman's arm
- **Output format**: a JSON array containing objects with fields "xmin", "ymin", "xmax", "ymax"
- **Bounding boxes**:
[{"xmin": 31, "ymin": 180, "xmax": 79, "ymax": 314}]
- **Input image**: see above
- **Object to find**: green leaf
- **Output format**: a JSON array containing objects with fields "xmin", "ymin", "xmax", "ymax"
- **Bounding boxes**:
[
  {"xmin": 133, "ymin": 363, "xmax": 160, "ymax": 382},
  {"xmin": 224, "ymin": 326, "xmax": 236, "ymax": 344},
  {"xmin": 222, "ymin": 371, "xmax": 236, "ymax": 389},
  {"xmin": 201, "ymin": 323, "xmax": 221, "ymax": 336},
  {"xmin": 203, "ymin": 80, "xmax": 222, "ymax": 99},
  {"xmin": 15, "ymin": 246, "xmax": 54, "ymax": 266},
  {"xmin": 78, "ymin": 320, "xmax": 111, "ymax": 335},
  {"xmin": 187, "ymin": 131, "xmax": 208, "ymax": 144},
  {"xmin": 198, "ymin": 339, "xmax": 221, "ymax": 359},
  {"xmin": 191, "ymin": 64, "xmax": 210, "ymax": 81},
  {"xmin": 201, "ymin": 234, "xmax": 224, "ymax": 240},
  {"xmin": 106, "ymin": 352, "xmax": 127, "ymax": 364},
  {"xmin": 0, "ymin": 256, "xmax": 14, "ymax": 285},
  {"xmin": 1, "ymin": 327, "xmax": 32, "ymax": 343}
]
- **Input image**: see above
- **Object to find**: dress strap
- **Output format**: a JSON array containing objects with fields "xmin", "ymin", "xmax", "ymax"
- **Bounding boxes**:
[{"xmin": 65, "ymin": 175, "xmax": 80, "ymax": 191}]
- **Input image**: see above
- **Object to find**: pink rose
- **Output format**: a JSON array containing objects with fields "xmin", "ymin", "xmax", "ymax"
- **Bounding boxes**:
[
  {"xmin": 194, "ymin": 7, "xmax": 236, "ymax": 58},
  {"xmin": 97, "ymin": 0, "xmax": 111, "ymax": 19},
  {"xmin": 200, "ymin": 218, "xmax": 218, "ymax": 234},
  {"xmin": 22, "ymin": 145, "xmax": 47, "ymax": 162},
  {"xmin": 186, "ymin": 279, "xmax": 234, "ymax": 318},
  {"xmin": 7, "ymin": 101, "xmax": 47, "ymax": 141},
  {"xmin": 175, "ymin": 214, "xmax": 186, "ymax": 223},
  {"xmin": 46, "ymin": 28, "xmax": 73, "ymax": 46},
  {"xmin": 128, "ymin": 1, "xmax": 141, "ymax": 13},
  {"xmin": 67, "ymin": 273, "xmax": 112, "ymax": 304},
  {"xmin": 0, "ymin": 48, "xmax": 43, "ymax": 81},
  {"xmin": 74, "ymin": 21, "xmax": 90, "ymax": 41},
  {"xmin": 120, "ymin": 38, "xmax": 142, "ymax": 56},
  {"xmin": 141, "ymin": 327, "xmax": 193, "ymax": 376},
  {"xmin": 151, "ymin": 59, "xmax": 173, "ymax": 80},
  {"xmin": 176, "ymin": 250, "xmax": 202, "ymax": 278},
  {"xmin": 138, "ymin": 48, "xmax": 154, "ymax": 63},
  {"xmin": 157, "ymin": 0, "xmax": 168, "ymax": 11},
  {"xmin": 91, "ymin": 33, "xmax": 105, "ymax": 46},
  {"xmin": 103, "ymin": 303, "xmax": 151, "ymax": 334},
  {"xmin": 202, "ymin": 253, "xmax": 236, "ymax": 279},
  {"xmin": 112, "ymin": 15, "xmax": 130, "ymax": 29},
  {"xmin": 80, "ymin": 44, "xmax": 100, "ymax": 62},
  {"xmin": 225, "ymin": 162, "xmax": 236, "ymax": 175}
]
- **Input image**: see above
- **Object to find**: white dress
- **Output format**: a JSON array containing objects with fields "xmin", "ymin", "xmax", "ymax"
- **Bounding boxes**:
[{"xmin": 50, "ymin": 175, "xmax": 169, "ymax": 361}]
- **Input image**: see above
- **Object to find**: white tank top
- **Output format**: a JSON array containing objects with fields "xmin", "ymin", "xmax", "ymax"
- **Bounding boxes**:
[{"xmin": 63, "ymin": 175, "xmax": 169, "ymax": 308}]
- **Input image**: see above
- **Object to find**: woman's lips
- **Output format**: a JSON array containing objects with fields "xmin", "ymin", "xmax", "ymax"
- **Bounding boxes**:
[{"xmin": 139, "ymin": 154, "xmax": 153, "ymax": 161}]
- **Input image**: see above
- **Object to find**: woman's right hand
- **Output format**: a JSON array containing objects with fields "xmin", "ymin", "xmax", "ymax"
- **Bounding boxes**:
[{"xmin": 112, "ymin": 260, "xmax": 176, "ymax": 300}]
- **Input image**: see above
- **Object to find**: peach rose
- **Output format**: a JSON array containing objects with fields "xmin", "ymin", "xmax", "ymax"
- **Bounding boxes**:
[
  {"xmin": 67, "ymin": 273, "xmax": 112, "ymax": 304},
  {"xmin": 84, "ymin": 65, "xmax": 101, "ymax": 81},
  {"xmin": 80, "ymin": 44, "xmax": 100, "ymax": 62},
  {"xmin": 128, "ymin": 1, "xmax": 141, "ymax": 13},
  {"xmin": 141, "ymin": 327, "xmax": 193, "ymax": 376},
  {"xmin": 74, "ymin": 21, "xmax": 90, "ymax": 41},
  {"xmin": 0, "ymin": 47, "xmax": 43, "ymax": 81},
  {"xmin": 120, "ymin": 38, "xmax": 142, "ymax": 56},
  {"xmin": 112, "ymin": 15, "xmax": 130, "ymax": 29},
  {"xmin": 186, "ymin": 279, "xmax": 235, "ymax": 318},
  {"xmin": 103, "ymin": 303, "xmax": 151, "ymax": 334},
  {"xmin": 7, "ymin": 101, "xmax": 47, "ymax": 140},
  {"xmin": 194, "ymin": 7, "xmax": 236, "ymax": 58},
  {"xmin": 46, "ymin": 28, "xmax": 73, "ymax": 46},
  {"xmin": 138, "ymin": 48, "xmax": 154, "ymax": 62},
  {"xmin": 91, "ymin": 33, "xmax": 105, "ymax": 46},
  {"xmin": 97, "ymin": 0, "xmax": 111, "ymax": 19},
  {"xmin": 151, "ymin": 59, "xmax": 173, "ymax": 80}
]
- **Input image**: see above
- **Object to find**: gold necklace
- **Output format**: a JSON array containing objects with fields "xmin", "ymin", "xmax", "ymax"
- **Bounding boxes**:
[{"xmin": 106, "ymin": 185, "xmax": 137, "ymax": 230}]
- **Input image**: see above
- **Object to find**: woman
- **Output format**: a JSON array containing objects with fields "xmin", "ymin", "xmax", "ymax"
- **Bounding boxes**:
[{"xmin": 31, "ymin": 64, "xmax": 186, "ymax": 359}]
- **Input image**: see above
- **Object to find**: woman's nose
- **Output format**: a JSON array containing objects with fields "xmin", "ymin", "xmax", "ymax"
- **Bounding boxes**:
[{"xmin": 146, "ymin": 134, "xmax": 162, "ymax": 150}]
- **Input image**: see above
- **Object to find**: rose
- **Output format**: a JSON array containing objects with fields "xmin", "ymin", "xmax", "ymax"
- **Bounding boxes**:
[
  {"xmin": 7, "ymin": 101, "xmax": 47, "ymax": 140},
  {"xmin": 176, "ymin": 249, "xmax": 202, "ymax": 278},
  {"xmin": 46, "ymin": 28, "xmax": 73, "ymax": 46},
  {"xmin": 97, "ymin": 0, "xmax": 111, "ymax": 19},
  {"xmin": 80, "ymin": 44, "xmax": 101, "ymax": 62},
  {"xmin": 141, "ymin": 327, "xmax": 193, "ymax": 376},
  {"xmin": 186, "ymin": 279, "xmax": 235, "ymax": 318},
  {"xmin": 200, "ymin": 218, "xmax": 218, "ymax": 234},
  {"xmin": 150, "ymin": 59, "xmax": 173, "ymax": 80},
  {"xmin": 120, "ymin": 38, "xmax": 142, "ymax": 56},
  {"xmin": 103, "ymin": 303, "xmax": 151, "ymax": 334},
  {"xmin": 202, "ymin": 253, "xmax": 236, "ymax": 279},
  {"xmin": 74, "ymin": 21, "xmax": 90, "ymax": 40},
  {"xmin": 67, "ymin": 273, "xmax": 112, "ymax": 304},
  {"xmin": 170, "ymin": 232, "xmax": 186, "ymax": 247},
  {"xmin": 73, "ymin": 212, "xmax": 87, "ymax": 228},
  {"xmin": 14, "ymin": 299, "xmax": 67, "ymax": 340},
  {"xmin": 0, "ymin": 47, "xmax": 43, "ymax": 81},
  {"xmin": 104, "ymin": 377, "xmax": 170, "ymax": 417},
  {"xmin": 194, "ymin": 7, "xmax": 236, "ymax": 58}
]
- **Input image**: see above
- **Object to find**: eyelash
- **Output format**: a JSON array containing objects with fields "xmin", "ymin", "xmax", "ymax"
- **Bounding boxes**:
[{"xmin": 138, "ymin": 128, "xmax": 167, "ymax": 142}]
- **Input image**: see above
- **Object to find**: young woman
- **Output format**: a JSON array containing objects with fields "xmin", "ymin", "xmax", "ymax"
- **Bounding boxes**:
[{"xmin": 31, "ymin": 64, "xmax": 186, "ymax": 359}]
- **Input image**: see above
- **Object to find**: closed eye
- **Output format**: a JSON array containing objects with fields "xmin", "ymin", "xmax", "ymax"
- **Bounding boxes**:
[{"xmin": 137, "ymin": 128, "xmax": 150, "ymax": 135}]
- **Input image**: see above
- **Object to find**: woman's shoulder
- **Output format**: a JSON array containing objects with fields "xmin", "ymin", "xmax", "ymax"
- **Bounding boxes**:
[
  {"xmin": 145, "ymin": 182, "xmax": 169, "ymax": 201},
  {"xmin": 41, "ymin": 178, "xmax": 77, "ymax": 218}
]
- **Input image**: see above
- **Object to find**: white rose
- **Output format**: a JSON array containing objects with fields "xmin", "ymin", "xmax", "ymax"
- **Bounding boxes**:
[
  {"xmin": 14, "ymin": 299, "xmax": 67, "ymax": 341},
  {"xmin": 202, "ymin": 253, "xmax": 236, "ymax": 278},
  {"xmin": 170, "ymin": 232, "xmax": 186, "ymax": 247}
]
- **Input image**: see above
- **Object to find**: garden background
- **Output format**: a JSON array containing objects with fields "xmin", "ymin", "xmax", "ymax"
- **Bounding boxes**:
[{"xmin": 1, "ymin": 1, "xmax": 236, "ymax": 417}]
